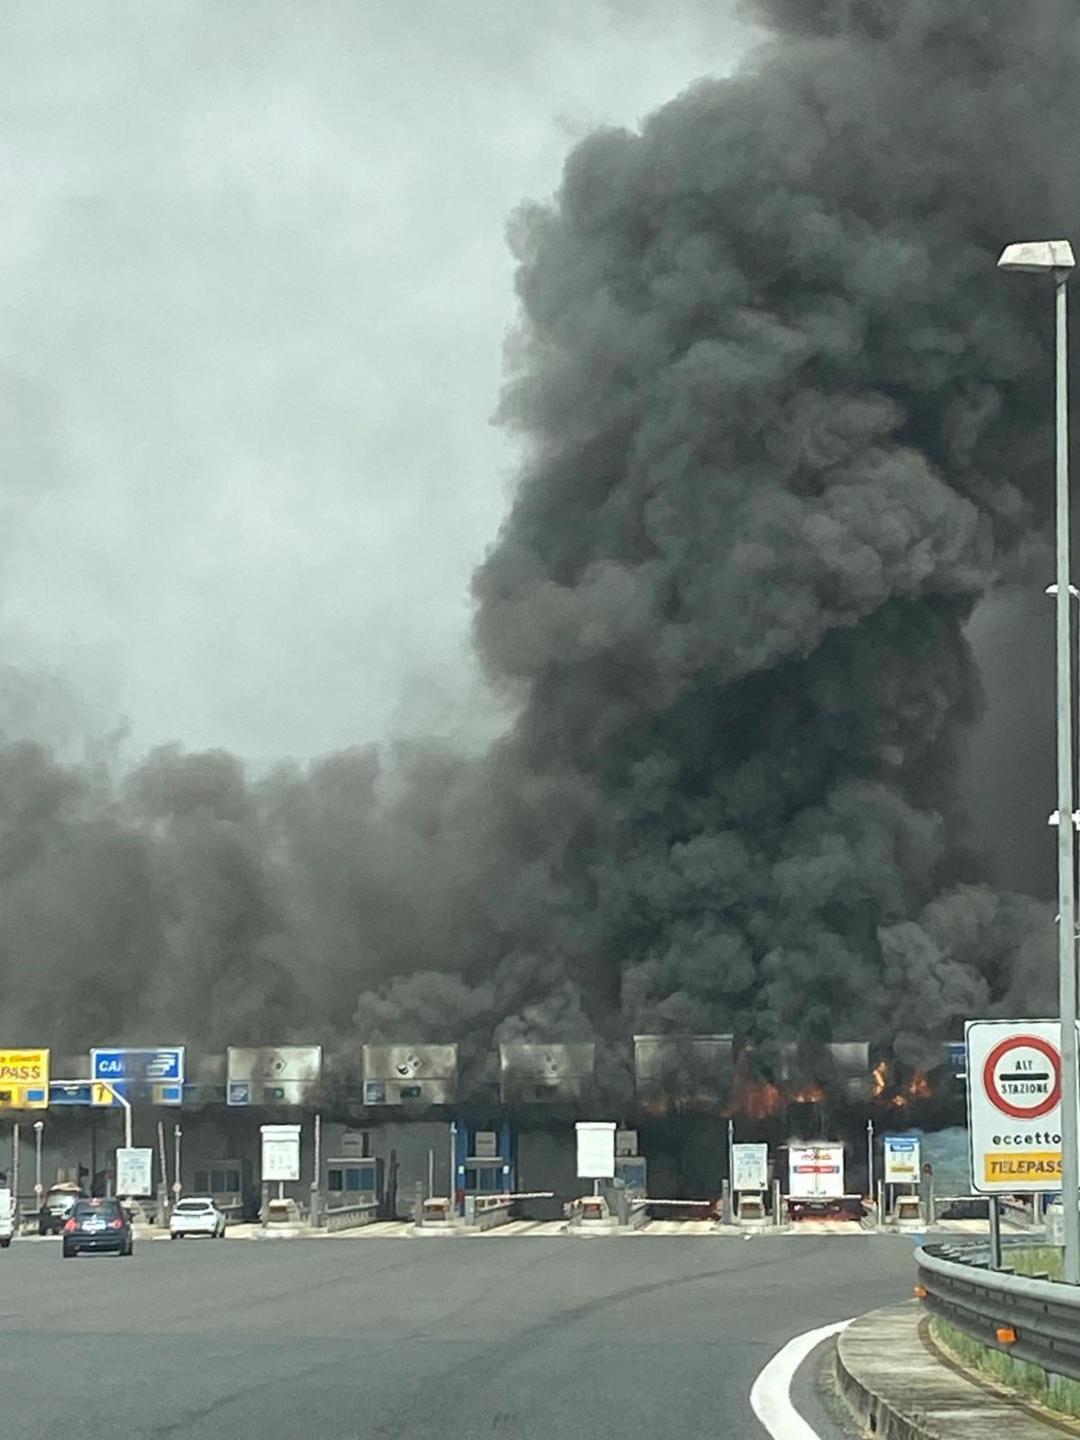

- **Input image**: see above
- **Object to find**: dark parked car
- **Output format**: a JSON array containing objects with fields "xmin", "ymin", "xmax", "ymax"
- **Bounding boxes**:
[
  {"xmin": 39, "ymin": 1182, "xmax": 85, "ymax": 1235},
  {"xmin": 62, "ymin": 1197, "xmax": 134, "ymax": 1258}
]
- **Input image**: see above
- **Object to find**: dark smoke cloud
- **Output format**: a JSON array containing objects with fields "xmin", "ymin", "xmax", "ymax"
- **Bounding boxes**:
[{"xmin": 0, "ymin": 0, "xmax": 1074, "ymax": 1083}]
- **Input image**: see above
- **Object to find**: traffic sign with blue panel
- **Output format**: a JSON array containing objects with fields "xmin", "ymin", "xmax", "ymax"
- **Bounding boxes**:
[
  {"xmin": 50, "ymin": 1082, "xmax": 93, "ymax": 1106},
  {"xmin": 91, "ymin": 1047, "xmax": 185, "ymax": 1104},
  {"xmin": 92, "ymin": 1047, "xmax": 184, "ymax": 1082}
]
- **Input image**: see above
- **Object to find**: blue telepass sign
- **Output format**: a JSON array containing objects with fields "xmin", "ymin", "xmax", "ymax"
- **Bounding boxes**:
[{"xmin": 883, "ymin": 1134, "xmax": 921, "ymax": 1184}]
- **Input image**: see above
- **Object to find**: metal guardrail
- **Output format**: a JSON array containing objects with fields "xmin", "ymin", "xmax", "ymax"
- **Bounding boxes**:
[
  {"xmin": 322, "ymin": 1199, "xmax": 380, "ymax": 1233},
  {"xmin": 930, "ymin": 1193, "xmax": 988, "ymax": 1221},
  {"xmin": 927, "ymin": 1195, "xmax": 1035, "ymax": 1225},
  {"xmin": 627, "ymin": 1199, "xmax": 650, "ymax": 1230},
  {"xmin": 999, "ymin": 1197, "xmax": 1036, "ymax": 1228},
  {"xmin": 466, "ymin": 1197, "xmax": 514, "ymax": 1231},
  {"xmin": 917, "ymin": 1241, "xmax": 1080, "ymax": 1382}
]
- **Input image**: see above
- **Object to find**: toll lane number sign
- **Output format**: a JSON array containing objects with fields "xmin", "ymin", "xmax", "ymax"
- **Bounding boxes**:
[{"xmin": 966, "ymin": 1020, "xmax": 1068, "ymax": 1193}]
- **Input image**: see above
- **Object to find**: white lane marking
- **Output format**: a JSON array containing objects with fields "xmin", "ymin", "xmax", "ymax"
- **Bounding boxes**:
[{"xmin": 749, "ymin": 1318, "xmax": 852, "ymax": 1439}]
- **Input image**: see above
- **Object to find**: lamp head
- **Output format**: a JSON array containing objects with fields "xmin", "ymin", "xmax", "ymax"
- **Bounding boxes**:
[{"xmin": 998, "ymin": 240, "xmax": 1075, "ymax": 274}]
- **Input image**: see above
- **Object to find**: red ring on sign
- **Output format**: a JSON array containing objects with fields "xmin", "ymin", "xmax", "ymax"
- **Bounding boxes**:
[{"xmin": 982, "ymin": 1034, "xmax": 1061, "ymax": 1119}]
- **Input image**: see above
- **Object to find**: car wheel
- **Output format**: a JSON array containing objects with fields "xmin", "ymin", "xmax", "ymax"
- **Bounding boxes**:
[
  {"xmin": 0, "ymin": 1238, "xmax": 10, "ymax": 1249},
  {"xmin": 170, "ymin": 1232, "xmax": 178, "ymax": 1240},
  {"xmin": 62, "ymin": 1246, "xmax": 75, "ymax": 1258}
]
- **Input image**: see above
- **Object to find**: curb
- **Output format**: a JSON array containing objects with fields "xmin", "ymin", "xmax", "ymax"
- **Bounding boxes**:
[{"xmin": 835, "ymin": 1302, "xmax": 1072, "ymax": 1439}]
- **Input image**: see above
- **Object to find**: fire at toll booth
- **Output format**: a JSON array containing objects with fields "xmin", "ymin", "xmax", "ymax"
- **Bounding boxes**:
[
  {"xmin": 361, "ymin": 1045, "xmax": 458, "ymax": 1108},
  {"xmin": 0, "ymin": 1033, "xmax": 967, "ymax": 1227},
  {"xmin": 633, "ymin": 1035, "xmax": 733, "ymax": 1114},
  {"xmin": 498, "ymin": 1044, "xmax": 595, "ymax": 1105}
]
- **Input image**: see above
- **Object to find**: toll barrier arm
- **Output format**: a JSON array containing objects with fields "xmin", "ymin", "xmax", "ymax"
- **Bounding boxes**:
[{"xmin": 639, "ymin": 1197, "xmax": 712, "ymax": 1207}]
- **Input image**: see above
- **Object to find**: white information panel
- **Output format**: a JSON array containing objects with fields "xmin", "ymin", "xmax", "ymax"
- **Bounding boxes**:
[
  {"xmin": 575, "ymin": 1121, "xmax": 616, "ymax": 1180},
  {"xmin": 883, "ymin": 1135, "xmax": 921, "ymax": 1185},
  {"xmin": 966, "ymin": 1020, "xmax": 1068, "ymax": 1193},
  {"xmin": 261, "ymin": 1124, "xmax": 302, "ymax": 1183},
  {"xmin": 116, "ymin": 1147, "xmax": 155, "ymax": 1197},
  {"xmin": 732, "ymin": 1143, "xmax": 768, "ymax": 1192}
]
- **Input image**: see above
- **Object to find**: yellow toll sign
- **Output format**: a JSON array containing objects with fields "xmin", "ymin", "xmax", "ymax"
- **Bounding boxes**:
[
  {"xmin": 984, "ymin": 1151, "xmax": 1062, "ymax": 1183},
  {"xmin": 0, "ymin": 1049, "xmax": 50, "ymax": 1108}
]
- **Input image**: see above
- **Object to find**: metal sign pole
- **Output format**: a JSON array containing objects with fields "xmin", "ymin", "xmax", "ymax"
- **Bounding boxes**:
[
  {"xmin": 988, "ymin": 1195, "xmax": 1003, "ymax": 1271},
  {"xmin": 11, "ymin": 1123, "xmax": 19, "ymax": 1232},
  {"xmin": 1055, "ymin": 272, "xmax": 1080, "ymax": 1286},
  {"xmin": 309, "ymin": 1114, "xmax": 321, "ymax": 1227},
  {"xmin": 866, "ymin": 1118, "xmax": 874, "ymax": 1202},
  {"xmin": 449, "ymin": 1121, "xmax": 457, "ymax": 1211}
]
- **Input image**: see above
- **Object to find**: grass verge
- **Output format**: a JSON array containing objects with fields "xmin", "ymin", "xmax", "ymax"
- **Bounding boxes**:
[
  {"xmin": 1007, "ymin": 1246, "xmax": 1065, "ymax": 1281},
  {"xmin": 932, "ymin": 1316, "xmax": 1080, "ymax": 1421}
]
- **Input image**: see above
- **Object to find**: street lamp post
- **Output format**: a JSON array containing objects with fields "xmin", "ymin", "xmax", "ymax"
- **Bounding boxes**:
[
  {"xmin": 999, "ymin": 238, "xmax": 1079, "ymax": 1283},
  {"xmin": 33, "ymin": 1120, "xmax": 44, "ymax": 1203},
  {"xmin": 173, "ymin": 1123, "xmax": 182, "ymax": 1202}
]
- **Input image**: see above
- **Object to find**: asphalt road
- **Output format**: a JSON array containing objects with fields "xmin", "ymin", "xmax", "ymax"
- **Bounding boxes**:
[{"xmin": 0, "ymin": 1233, "xmax": 917, "ymax": 1440}]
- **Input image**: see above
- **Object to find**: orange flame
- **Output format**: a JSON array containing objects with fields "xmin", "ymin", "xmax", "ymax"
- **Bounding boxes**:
[
  {"xmin": 789, "ymin": 1084, "xmax": 824, "ymax": 1104},
  {"xmin": 726, "ymin": 1075, "xmax": 784, "ymax": 1120},
  {"xmin": 871, "ymin": 1060, "xmax": 889, "ymax": 1098},
  {"xmin": 907, "ymin": 1070, "xmax": 932, "ymax": 1100}
]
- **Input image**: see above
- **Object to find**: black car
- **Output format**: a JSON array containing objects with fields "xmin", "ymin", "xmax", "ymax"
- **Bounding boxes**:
[{"xmin": 62, "ymin": 1197, "xmax": 134, "ymax": 1258}]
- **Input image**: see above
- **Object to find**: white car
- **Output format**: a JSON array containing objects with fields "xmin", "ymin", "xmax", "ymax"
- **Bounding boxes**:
[{"xmin": 169, "ymin": 1196, "xmax": 227, "ymax": 1239}]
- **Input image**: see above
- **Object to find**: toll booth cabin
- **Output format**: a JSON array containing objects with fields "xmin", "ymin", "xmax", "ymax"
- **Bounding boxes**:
[
  {"xmin": 191, "ymin": 1158, "xmax": 255, "ymax": 1221},
  {"xmin": 454, "ymin": 1121, "xmax": 514, "ymax": 1209},
  {"xmin": 325, "ymin": 1156, "xmax": 385, "ymax": 1212},
  {"xmin": 614, "ymin": 1129, "xmax": 647, "ymax": 1196}
]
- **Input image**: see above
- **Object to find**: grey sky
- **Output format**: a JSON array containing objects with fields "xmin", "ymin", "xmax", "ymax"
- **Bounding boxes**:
[{"xmin": 1, "ymin": 0, "xmax": 759, "ymax": 765}]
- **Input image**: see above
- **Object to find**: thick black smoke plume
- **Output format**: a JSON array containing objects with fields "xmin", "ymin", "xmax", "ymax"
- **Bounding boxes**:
[{"xmin": 1, "ymin": 0, "xmax": 1076, "ymax": 1083}]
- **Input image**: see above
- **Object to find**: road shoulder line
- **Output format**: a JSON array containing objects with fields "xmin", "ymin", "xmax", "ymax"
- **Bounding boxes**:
[{"xmin": 749, "ymin": 1318, "xmax": 851, "ymax": 1439}]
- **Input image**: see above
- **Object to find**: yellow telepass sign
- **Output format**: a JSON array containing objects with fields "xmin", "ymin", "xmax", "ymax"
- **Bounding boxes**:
[
  {"xmin": 984, "ymin": 1152, "xmax": 1062, "ymax": 1184},
  {"xmin": 0, "ymin": 1049, "xmax": 50, "ymax": 1108}
]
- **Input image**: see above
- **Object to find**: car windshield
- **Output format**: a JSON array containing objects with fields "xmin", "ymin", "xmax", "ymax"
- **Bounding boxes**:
[
  {"xmin": 72, "ymin": 1200, "xmax": 122, "ymax": 1219},
  {"xmin": 175, "ymin": 1201, "xmax": 211, "ymax": 1213}
]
